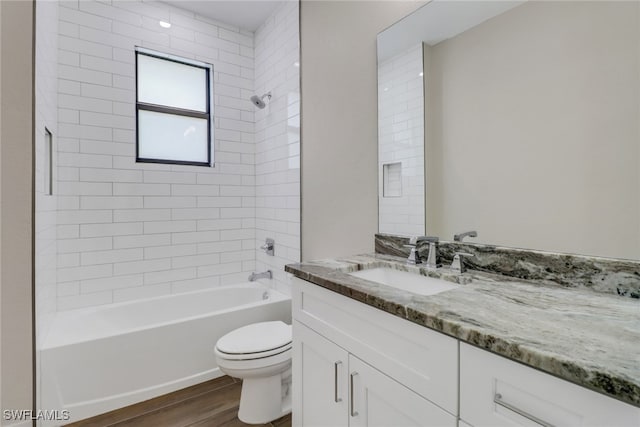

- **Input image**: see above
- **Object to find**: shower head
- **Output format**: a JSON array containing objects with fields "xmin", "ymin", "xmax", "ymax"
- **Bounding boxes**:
[
  {"xmin": 250, "ymin": 92, "xmax": 271, "ymax": 109},
  {"xmin": 250, "ymin": 95, "xmax": 265, "ymax": 109}
]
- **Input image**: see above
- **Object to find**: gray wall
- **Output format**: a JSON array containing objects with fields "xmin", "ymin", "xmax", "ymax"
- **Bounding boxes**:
[
  {"xmin": 300, "ymin": 0, "xmax": 422, "ymax": 260},
  {"xmin": 1, "ymin": 0, "xmax": 34, "ymax": 422}
]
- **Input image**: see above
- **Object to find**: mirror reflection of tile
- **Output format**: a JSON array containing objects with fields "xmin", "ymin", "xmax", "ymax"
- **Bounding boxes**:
[{"xmin": 383, "ymin": 162, "xmax": 402, "ymax": 198}]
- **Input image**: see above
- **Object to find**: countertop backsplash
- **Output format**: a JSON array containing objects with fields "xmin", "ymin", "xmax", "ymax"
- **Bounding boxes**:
[{"xmin": 375, "ymin": 234, "xmax": 640, "ymax": 298}]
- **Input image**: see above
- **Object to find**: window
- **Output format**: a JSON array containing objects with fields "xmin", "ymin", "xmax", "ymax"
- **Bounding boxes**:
[{"xmin": 135, "ymin": 48, "xmax": 214, "ymax": 166}]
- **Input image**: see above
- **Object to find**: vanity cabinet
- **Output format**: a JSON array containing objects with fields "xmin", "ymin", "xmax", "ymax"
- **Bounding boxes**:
[
  {"xmin": 292, "ymin": 277, "xmax": 640, "ymax": 426},
  {"xmin": 294, "ymin": 322, "xmax": 456, "ymax": 427},
  {"xmin": 460, "ymin": 343, "xmax": 640, "ymax": 426},
  {"xmin": 292, "ymin": 277, "xmax": 458, "ymax": 426}
]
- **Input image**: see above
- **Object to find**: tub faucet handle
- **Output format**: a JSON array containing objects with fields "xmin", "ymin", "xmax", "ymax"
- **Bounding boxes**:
[{"xmin": 260, "ymin": 238, "xmax": 275, "ymax": 256}]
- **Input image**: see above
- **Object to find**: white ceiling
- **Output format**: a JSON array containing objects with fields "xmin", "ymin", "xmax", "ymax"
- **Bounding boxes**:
[{"xmin": 162, "ymin": 0, "xmax": 284, "ymax": 32}]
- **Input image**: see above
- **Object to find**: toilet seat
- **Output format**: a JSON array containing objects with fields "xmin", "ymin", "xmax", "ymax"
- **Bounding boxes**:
[
  {"xmin": 216, "ymin": 342, "xmax": 292, "ymax": 360},
  {"xmin": 216, "ymin": 346, "xmax": 292, "ymax": 372},
  {"xmin": 215, "ymin": 321, "xmax": 292, "ymax": 361}
]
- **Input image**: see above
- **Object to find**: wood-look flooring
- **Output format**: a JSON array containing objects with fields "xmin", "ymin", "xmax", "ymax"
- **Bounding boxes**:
[{"xmin": 65, "ymin": 376, "xmax": 292, "ymax": 427}]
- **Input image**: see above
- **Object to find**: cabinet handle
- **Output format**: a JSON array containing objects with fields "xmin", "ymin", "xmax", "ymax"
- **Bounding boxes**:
[
  {"xmin": 334, "ymin": 361, "xmax": 342, "ymax": 403},
  {"xmin": 494, "ymin": 393, "xmax": 555, "ymax": 427},
  {"xmin": 350, "ymin": 372, "xmax": 359, "ymax": 417}
]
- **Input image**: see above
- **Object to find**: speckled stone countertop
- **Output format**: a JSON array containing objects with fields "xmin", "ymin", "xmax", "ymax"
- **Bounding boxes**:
[{"xmin": 285, "ymin": 253, "xmax": 640, "ymax": 408}]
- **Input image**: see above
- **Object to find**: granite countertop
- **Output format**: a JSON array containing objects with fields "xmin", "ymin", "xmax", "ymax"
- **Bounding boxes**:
[{"xmin": 285, "ymin": 253, "xmax": 640, "ymax": 408}]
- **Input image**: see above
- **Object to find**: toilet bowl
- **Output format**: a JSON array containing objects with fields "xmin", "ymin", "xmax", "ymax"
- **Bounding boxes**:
[{"xmin": 215, "ymin": 321, "xmax": 292, "ymax": 424}]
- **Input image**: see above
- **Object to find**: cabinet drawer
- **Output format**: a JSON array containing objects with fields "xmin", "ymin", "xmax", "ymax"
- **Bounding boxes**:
[
  {"xmin": 293, "ymin": 277, "xmax": 458, "ymax": 415},
  {"xmin": 460, "ymin": 343, "xmax": 640, "ymax": 426}
]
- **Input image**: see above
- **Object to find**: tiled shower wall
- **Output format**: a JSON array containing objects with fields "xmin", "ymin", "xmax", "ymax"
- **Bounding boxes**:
[
  {"xmin": 54, "ymin": 0, "xmax": 300, "ymax": 311},
  {"xmin": 254, "ymin": 1, "xmax": 300, "ymax": 296},
  {"xmin": 55, "ymin": 0, "xmax": 258, "ymax": 310},
  {"xmin": 377, "ymin": 43, "xmax": 425, "ymax": 236},
  {"xmin": 36, "ymin": 0, "xmax": 59, "ymax": 343}
]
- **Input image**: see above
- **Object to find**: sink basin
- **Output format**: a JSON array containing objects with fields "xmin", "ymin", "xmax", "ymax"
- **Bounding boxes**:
[{"xmin": 349, "ymin": 267, "xmax": 459, "ymax": 296}]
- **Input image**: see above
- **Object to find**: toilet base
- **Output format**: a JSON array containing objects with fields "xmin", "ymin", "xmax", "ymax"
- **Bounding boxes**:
[{"xmin": 237, "ymin": 369, "xmax": 292, "ymax": 424}]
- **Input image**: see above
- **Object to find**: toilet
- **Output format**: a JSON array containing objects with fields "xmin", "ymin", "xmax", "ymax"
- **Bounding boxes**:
[{"xmin": 214, "ymin": 321, "xmax": 292, "ymax": 424}]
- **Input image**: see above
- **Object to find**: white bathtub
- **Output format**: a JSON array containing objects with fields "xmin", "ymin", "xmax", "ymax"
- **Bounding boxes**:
[{"xmin": 40, "ymin": 283, "xmax": 291, "ymax": 425}]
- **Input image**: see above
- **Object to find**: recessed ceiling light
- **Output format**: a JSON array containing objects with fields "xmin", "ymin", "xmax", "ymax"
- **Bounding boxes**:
[
  {"xmin": 293, "ymin": 61, "xmax": 300, "ymax": 68},
  {"xmin": 419, "ymin": 72, "xmax": 424, "ymax": 76},
  {"xmin": 159, "ymin": 21, "xmax": 171, "ymax": 28}
]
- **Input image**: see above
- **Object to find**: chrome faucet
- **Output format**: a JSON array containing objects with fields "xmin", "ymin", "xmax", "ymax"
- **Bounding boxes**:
[
  {"xmin": 260, "ymin": 238, "xmax": 275, "ymax": 256},
  {"xmin": 421, "ymin": 236, "xmax": 440, "ymax": 270},
  {"xmin": 249, "ymin": 270, "xmax": 273, "ymax": 281},
  {"xmin": 403, "ymin": 243, "xmax": 422, "ymax": 265},
  {"xmin": 405, "ymin": 236, "xmax": 440, "ymax": 269},
  {"xmin": 453, "ymin": 230, "xmax": 477, "ymax": 242},
  {"xmin": 451, "ymin": 252, "xmax": 474, "ymax": 273}
]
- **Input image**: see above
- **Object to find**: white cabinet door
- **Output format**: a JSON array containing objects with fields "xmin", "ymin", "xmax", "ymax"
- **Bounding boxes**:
[
  {"xmin": 460, "ymin": 343, "xmax": 640, "ymax": 427},
  {"xmin": 348, "ymin": 355, "xmax": 457, "ymax": 427},
  {"xmin": 293, "ymin": 321, "xmax": 349, "ymax": 427},
  {"xmin": 293, "ymin": 277, "xmax": 458, "ymax": 415}
]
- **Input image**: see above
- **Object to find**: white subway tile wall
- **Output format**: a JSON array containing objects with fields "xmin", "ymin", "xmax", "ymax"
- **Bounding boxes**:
[
  {"xmin": 55, "ymin": 0, "xmax": 300, "ymax": 310},
  {"xmin": 36, "ymin": 0, "xmax": 59, "ymax": 345},
  {"xmin": 378, "ymin": 44, "xmax": 425, "ymax": 236},
  {"xmin": 254, "ymin": 1, "xmax": 300, "ymax": 296}
]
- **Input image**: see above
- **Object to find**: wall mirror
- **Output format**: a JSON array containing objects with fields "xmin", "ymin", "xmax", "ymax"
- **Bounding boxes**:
[{"xmin": 377, "ymin": 0, "xmax": 640, "ymax": 260}]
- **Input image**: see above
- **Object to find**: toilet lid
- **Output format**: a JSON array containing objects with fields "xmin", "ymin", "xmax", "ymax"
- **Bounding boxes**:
[{"xmin": 216, "ymin": 321, "xmax": 292, "ymax": 354}]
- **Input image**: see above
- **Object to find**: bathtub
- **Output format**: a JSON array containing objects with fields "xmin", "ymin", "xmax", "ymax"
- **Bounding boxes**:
[{"xmin": 39, "ymin": 283, "xmax": 291, "ymax": 425}]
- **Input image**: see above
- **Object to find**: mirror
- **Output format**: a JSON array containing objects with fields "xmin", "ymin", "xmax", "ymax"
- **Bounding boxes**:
[
  {"xmin": 377, "ymin": 0, "xmax": 640, "ymax": 260},
  {"xmin": 378, "ymin": 42, "xmax": 425, "ymax": 236}
]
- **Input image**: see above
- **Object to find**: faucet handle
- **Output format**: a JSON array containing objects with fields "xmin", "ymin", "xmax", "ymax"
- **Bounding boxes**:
[
  {"xmin": 260, "ymin": 238, "xmax": 275, "ymax": 256},
  {"xmin": 451, "ymin": 252, "xmax": 474, "ymax": 274},
  {"xmin": 403, "ymin": 244, "xmax": 421, "ymax": 265}
]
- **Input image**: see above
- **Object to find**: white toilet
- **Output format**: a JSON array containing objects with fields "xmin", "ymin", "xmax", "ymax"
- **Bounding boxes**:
[{"xmin": 214, "ymin": 321, "xmax": 292, "ymax": 424}]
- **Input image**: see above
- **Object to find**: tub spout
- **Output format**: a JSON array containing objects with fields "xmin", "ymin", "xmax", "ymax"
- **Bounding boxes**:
[{"xmin": 249, "ymin": 270, "xmax": 273, "ymax": 281}]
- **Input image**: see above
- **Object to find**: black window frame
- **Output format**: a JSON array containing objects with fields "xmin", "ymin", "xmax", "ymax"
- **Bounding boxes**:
[{"xmin": 135, "ymin": 48, "xmax": 214, "ymax": 167}]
